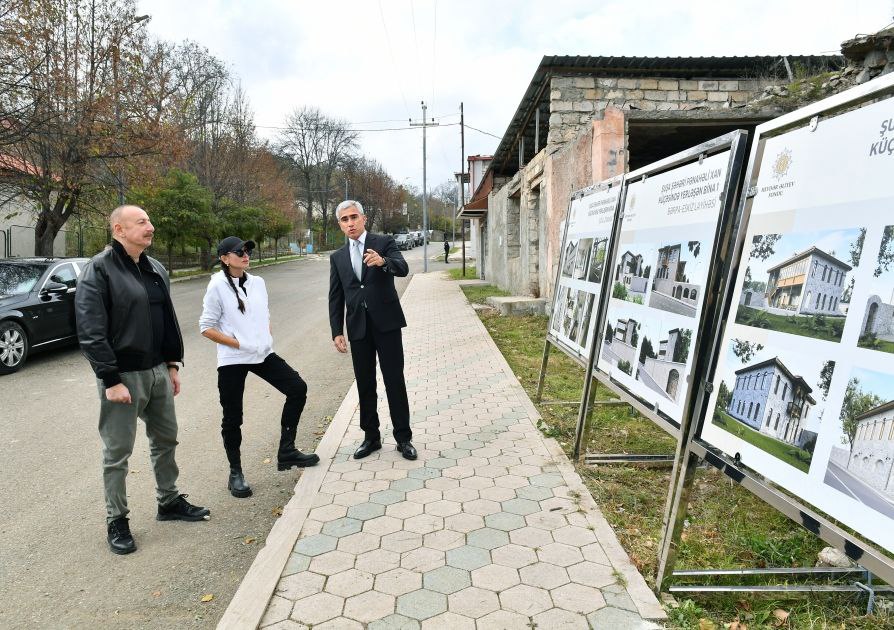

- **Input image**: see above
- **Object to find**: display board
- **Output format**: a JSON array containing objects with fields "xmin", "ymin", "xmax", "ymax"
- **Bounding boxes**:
[
  {"xmin": 547, "ymin": 181, "xmax": 622, "ymax": 363},
  {"xmin": 596, "ymin": 151, "xmax": 733, "ymax": 426},
  {"xmin": 699, "ymin": 85, "xmax": 894, "ymax": 554}
]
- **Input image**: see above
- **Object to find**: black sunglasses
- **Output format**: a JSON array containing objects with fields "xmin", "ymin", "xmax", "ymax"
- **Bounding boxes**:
[{"xmin": 227, "ymin": 248, "xmax": 252, "ymax": 257}]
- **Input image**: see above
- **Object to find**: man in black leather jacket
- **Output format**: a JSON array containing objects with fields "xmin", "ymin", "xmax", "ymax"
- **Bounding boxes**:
[{"xmin": 76, "ymin": 205, "xmax": 210, "ymax": 555}]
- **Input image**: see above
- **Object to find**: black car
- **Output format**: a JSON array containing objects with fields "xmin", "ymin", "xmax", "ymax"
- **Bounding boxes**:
[{"xmin": 0, "ymin": 257, "xmax": 90, "ymax": 374}]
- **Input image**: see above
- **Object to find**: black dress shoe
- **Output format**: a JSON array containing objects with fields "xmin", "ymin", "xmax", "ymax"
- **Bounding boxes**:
[
  {"xmin": 353, "ymin": 439, "xmax": 382, "ymax": 459},
  {"xmin": 107, "ymin": 517, "xmax": 136, "ymax": 555},
  {"xmin": 277, "ymin": 449, "xmax": 320, "ymax": 470},
  {"xmin": 228, "ymin": 468, "xmax": 253, "ymax": 498},
  {"xmin": 157, "ymin": 494, "xmax": 210, "ymax": 521},
  {"xmin": 396, "ymin": 442, "xmax": 418, "ymax": 460}
]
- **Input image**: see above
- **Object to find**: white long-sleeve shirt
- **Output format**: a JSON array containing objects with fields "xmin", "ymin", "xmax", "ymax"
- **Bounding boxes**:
[{"xmin": 199, "ymin": 271, "xmax": 274, "ymax": 367}]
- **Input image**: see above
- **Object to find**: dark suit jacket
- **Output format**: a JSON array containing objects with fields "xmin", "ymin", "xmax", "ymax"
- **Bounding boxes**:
[{"xmin": 329, "ymin": 232, "xmax": 409, "ymax": 341}]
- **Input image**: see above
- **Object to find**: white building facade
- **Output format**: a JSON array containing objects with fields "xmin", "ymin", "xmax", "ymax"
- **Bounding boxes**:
[
  {"xmin": 727, "ymin": 357, "xmax": 815, "ymax": 446},
  {"xmin": 765, "ymin": 247, "xmax": 851, "ymax": 316}
]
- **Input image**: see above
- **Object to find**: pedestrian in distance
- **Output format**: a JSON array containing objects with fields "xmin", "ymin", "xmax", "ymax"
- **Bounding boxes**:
[
  {"xmin": 75, "ymin": 205, "xmax": 210, "ymax": 556},
  {"xmin": 200, "ymin": 236, "xmax": 319, "ymax": 498},
  {"xmin": 443, "ymin": 239, "xmax": 450, "ymax": 264},
  {"xmin": 329, "ymin": 200, "xmax": 417, "ymax": 460}
]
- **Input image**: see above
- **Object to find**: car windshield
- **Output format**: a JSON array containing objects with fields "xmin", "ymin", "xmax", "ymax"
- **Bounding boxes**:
[{"xmin": 0, "ymin": 263, "xmax": 46, "ymax": 296}]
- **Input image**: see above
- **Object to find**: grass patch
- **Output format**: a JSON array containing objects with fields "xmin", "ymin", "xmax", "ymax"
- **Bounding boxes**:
[
  {"xmin": 736, "ymin": 305, "xmax": 844, "ymax": 342},
  {"xmin": 712, "ymin": 410, "xmax": 812, "ymax": 473},
  {"xmin": 446, "ymin": 266, "xmax": 478, "ymax": 280},
  {"xmin": 858, "ymin": 334, "xmax": 894, "ymax": 354},
  {"xmin": 459, "ymin": 282, "xmax": 509, "ymax": 305},
  {"xmin": 170, "ymin": 255, "xmax": 306, "ymax": 279},
  {"xmin": 465, "ymin": 307, "xmax": 889, "ymax": 629}
]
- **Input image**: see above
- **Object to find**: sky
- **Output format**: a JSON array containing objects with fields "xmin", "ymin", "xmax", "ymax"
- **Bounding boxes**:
[{"xmin": 136, "ymin": 0, "xmax": 894, "ymax": 195}]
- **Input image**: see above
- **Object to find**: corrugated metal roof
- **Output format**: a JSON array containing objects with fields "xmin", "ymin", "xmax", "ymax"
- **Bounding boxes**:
[{"xmin": 489, "ymin": 54, "xmax": 844, "ymax": 177}]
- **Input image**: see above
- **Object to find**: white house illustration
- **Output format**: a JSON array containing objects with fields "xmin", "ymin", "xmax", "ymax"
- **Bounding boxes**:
[
  {"xmin": 638, "ymin": 328, "xmax": 687, "ymax": 402},
  {"xmin": 829, "ymin": 400, "xmax": 894, "ymax": 498},
  {"xmin": 764, "ymin": 247, "xmax": 851, "ymax": 315},
  {"xmin": 616, "ymin": 251, "xmax": 648, "ymax": 293},
  {"xmin": 652, "ymin": 244, "xmax": 699, "ymax": 307},
  {"xmin": 727, "ymin": 357, "xmax": 815, "ymax": 446}
]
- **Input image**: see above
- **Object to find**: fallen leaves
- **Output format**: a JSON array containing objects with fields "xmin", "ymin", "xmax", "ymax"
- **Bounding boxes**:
[
  {"xmin": 272, "ymin": 506, "xmax": 283, "ymax": 516},
  {"xmin": 243, "ymin": 536, "xmax": 256, "ymax": 545},
  {"xmin": 727, "ymin": 621, "xmax": 748, "ymax": 630},
  {"xmin": 262, "ymin": 458, "xmax": 271, "ymax": 464},
  {"xmin": 772, "ymin": 609, "xmax": 790, "ymax": 627},
  {"xmin": 699, "ymin": 618, "xmax": 716, "ymax": 630},
  {"xmin": 200, "ymin": 594, "xmax": 214, "ymax": 603}
]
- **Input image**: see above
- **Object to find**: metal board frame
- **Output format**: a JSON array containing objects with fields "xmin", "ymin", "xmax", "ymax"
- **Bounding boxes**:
[
  {"xmin": 656, "ymin": 72, "xmax": 894, "ymax": 590},
  {"xmin": 576, "ymin": 130, "xmax": 750, "ymax": 454},
  {"xmin": 536, "ymin": 175, "xmax": 625, "ymax": 401}
]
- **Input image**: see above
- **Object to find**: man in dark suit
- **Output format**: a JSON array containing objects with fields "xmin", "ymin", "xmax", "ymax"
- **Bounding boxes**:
[{"xmin": 329, "ymin": 200, "xmax": 417, "ymax": 460}]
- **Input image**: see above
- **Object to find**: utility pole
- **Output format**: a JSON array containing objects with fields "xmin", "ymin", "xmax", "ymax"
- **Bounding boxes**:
[
  {"xmin": 460, "ymin": 102, "xmax": 467, "ymax": 278},
  {"xmin": 410, "ymin": 101, "xmax": 438, "ymax": 272}
]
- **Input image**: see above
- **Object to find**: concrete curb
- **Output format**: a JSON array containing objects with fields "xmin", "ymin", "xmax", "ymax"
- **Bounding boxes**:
[
  {"xmin": 216, "ymin": 381, "xmax": 359, "ymax": 630},
  {"xmin": 169, "ymin": 255, "xmax": 323, "ymax": 284}
]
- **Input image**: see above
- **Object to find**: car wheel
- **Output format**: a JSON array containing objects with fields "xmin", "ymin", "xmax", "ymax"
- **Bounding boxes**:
[{"xmin": 0, "ymin": 320, "xmax": 29, "ymax": 374}]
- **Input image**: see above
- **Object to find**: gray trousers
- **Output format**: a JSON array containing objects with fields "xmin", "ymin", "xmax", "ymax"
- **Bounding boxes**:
[{"xmin": 97, "ymin": 364, "xmax": 180, "ymax": 522}]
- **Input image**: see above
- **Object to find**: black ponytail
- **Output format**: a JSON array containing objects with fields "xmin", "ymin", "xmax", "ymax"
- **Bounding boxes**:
[{"xmin": 222, "ymin": 263, "xmax": 246, "ymax": 314}]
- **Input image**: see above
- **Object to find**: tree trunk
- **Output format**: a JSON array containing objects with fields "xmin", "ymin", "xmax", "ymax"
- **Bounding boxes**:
[{"xmin": 34, "ymin": 209, "xmax": 62, "ymax": 257}]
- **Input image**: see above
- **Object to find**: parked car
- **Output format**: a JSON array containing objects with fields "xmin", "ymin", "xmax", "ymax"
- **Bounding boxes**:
[
  {"xmin": 0, "ymin": 257, "xmax": 90, "ymax": 374},
  {"xmin": 394, "ymin": 234, "xmax": 412, "ymax": 251},
  {"xmin": 411, "ymin": 231, "xmax": 423, "ymax": 246}
]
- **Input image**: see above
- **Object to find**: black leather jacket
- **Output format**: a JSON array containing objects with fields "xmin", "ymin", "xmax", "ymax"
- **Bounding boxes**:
[{"xmin": 75, "ymin": 240, "xmax": 184, "ymax": 387}]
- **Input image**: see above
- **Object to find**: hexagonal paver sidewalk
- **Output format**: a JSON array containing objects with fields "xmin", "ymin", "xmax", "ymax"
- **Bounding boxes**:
[{"xmin": 223, "ymin": 272, "xmax": 666, "ymax": 629}]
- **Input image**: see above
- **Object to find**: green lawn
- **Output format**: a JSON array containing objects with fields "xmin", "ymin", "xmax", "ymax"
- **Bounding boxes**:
[
  {"xmin": 858, "ymin": 335, "xmax": 894, "ymax": 354},
  {"xmin": 735, "ymin": 305, "xmax": 844, "ymax": 342},
  {"xmin": 462, "ymin": 292, "xmax": 890, "ymax": 628},
  {"xmin": 445, "ymin": 266, "xmax": 477, "ymax": 281},
  {"xmin": 712, "ymin": 409, "xmax": 812, "ymax": 473}
]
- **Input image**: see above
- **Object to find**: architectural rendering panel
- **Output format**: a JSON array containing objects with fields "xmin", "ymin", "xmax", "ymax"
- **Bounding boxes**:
[
  {"xmin": 699, "ymin": 90, "xmax": 894, "ymax": 553},
  {"xmin": 734, "ymin": 228, "xmax": 865, "ymax": 342}
]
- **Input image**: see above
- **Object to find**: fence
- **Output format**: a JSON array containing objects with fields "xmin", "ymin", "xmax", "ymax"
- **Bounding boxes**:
[{"xmin": 1, "ymin": 226, "xmax": 311, "ymax": 271}]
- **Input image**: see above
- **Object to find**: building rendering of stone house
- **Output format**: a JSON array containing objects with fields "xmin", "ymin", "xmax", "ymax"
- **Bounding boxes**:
[
  {"xmin": 602, "ymin": 317, "xmax": 638, "ymax": 370},
  {"xmin": 862, "ymin": 294, "xmax": 894, "ymax": 339},
  {"xmin": 764, "ymin": 247, "xmax": 851, "ymax": 315},
  {"xmin": 616, "ymin": 250, "xmax": 648, "ymax": 293},
  {"xmin": 838, "ymin": 401, "xmax": 894, "ymax": 497},
  {"xmin": 639, "ymin": 328, "xmax": 686, "ymax": 402},
  {"xmin": 727, "ymin": 357, "xmax": 816, "ymax": 446},
  {"xmin": 652, "ymin": 244, "xmax": 699, "ymax": 306}
]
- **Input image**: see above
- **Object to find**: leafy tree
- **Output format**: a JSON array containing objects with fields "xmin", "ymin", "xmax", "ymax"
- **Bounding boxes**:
[
  {"xmin": 839, "ymin": 377, "xmax": 884, "ymax": 456},
  {"xmin": 132, "ymin": 169, "xmax": 213, "ymax": 272},
  {"xmin": 687, "ymin": 240, "xmax": 701, "ymax": 258},
  {"xmin": 848, "ymin": 227, "xmax": 866, "ymax": 267},
  {"xmin": 672, "ymin": 329, "xmax": 692, "ymax": 364},
  {"xmin": 612, "ymin": 282, "xmax": 628, "ymax": 300},
  {"xmin": 630, "ymin": 321, "xmax": 640, "ymax": 347},
  {"xmin": 639, "ymin": 336, "xmax": 656, "ymax": 364},
  {"xmin": 875, "ymin": 225, "xmax": 894, "ymax": 277},
  {"xmin": 731, "ymin": 339, "xmax": 764, "ymax": 363},
  {"xmin": 750, "ymin": 234, "xmax": 781, "ymax": 261},
  {"xmin": 842, "ymin": 277, "xmax": 855, "ymax": 303},
  {"xmin": 817, "ymin": 360, "xmax": 835, "ymax": 401},
  {"xmin": 605, "ymin": 322, "xmax": 614, "ymax": 342},
  {"xmin": 717, "ymin": 380, "xmax": 732, "ymax": 411}
]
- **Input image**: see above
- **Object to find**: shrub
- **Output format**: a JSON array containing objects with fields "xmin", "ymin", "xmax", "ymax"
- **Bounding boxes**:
[
  {"xmin": 617, "ymin": 359, "xmax": 633, "ymax": 375},
  {"xmin": 612, "ymin": 282, "xmax": 628, "ymax": 300}
]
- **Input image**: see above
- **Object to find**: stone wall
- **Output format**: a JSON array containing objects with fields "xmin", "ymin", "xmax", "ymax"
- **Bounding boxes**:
[{"xmin": 548, "ymin": 75, "xmax": 765, "ymax": 148}]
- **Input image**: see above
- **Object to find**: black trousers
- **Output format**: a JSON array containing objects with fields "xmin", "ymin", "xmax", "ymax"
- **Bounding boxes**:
[
  {"xmin": 217, "ymin": 353, "xmax": 307, "ymax": 467},
  {"xmin": 350, "ymin": 312, "xmax": 412, "ymax": 443}
]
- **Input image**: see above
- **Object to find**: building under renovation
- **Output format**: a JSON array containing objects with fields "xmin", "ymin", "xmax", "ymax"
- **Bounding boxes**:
[{"xmin": 458, "ymin": 28, "xmax": 893, "ymax": 302}]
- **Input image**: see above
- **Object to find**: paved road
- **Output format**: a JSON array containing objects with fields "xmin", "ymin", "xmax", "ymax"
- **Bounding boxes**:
[
  {"xmin": 648, "ymin": 291, "xmax": 696, "ymax": 317},
  {"xmin": 0, "ymin": 242, "xmax": 446, "ymax": 629},
  {"xmin": 824, "ymin": 461, "xmax": 894, "ymax": 520}
]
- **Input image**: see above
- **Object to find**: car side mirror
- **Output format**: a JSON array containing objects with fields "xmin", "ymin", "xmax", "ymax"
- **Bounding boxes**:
[{"xmin": 40, "ymin": 281, "xmax": 68, "ymax": 298}]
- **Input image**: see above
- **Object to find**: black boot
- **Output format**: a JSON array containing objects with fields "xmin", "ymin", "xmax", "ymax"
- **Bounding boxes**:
[
  {"xmin": 228, "ymin": 468, "xmax": 252, "ymax": 498},
  {"xmin": 107, "ymin": 517, "xmax": 136, "ymax": 555},
  {"xmin": 278, "ymin": 424, "xmax": 320, "ymax": 470}
]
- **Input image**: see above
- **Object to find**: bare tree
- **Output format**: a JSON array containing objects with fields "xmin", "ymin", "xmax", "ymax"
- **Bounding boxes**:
[{"xmin": 0, "ymin": 0, "xmax": 165, "ymax": 255}]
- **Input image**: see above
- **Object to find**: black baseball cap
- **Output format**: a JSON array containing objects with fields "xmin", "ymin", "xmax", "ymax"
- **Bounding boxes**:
[{"xmin": 216, "ymin": 236, "xmax": 256, "ymax": 256}]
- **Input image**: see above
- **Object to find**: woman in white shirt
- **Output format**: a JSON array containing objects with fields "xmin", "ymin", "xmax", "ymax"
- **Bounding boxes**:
[{"xmin": 199, "ymin": 236, "xmax": 319, "ymax": 498}]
